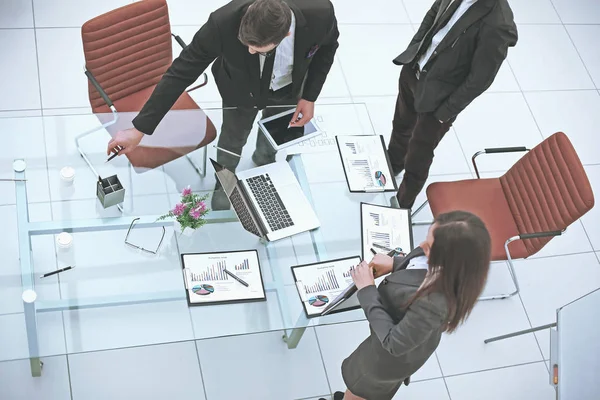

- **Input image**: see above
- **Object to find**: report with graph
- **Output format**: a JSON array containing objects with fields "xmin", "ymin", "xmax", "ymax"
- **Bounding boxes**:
[
  {"xmin": 181, "ymin": 250, "xmax": 266, "ymax": 306},
  {"xmin": 336, "ymin": 135, "xmax": 398, "ymax": 193},
  {"xmin": 360, "ymin": 202, "xmax": 413, "ymax": 260},
  {"xmin": 291, "ymin": 256, "xmax": 363, "ymax": 317}
]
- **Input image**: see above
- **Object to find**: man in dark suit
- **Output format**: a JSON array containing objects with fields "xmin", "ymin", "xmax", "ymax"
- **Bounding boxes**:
[
  {"xmin": 389, "ymin": 0, "xmax": 517, "ymax": 209},
  {"xmin": 106, "ymin": 0, "xmax": 339, "ymax": 209}
]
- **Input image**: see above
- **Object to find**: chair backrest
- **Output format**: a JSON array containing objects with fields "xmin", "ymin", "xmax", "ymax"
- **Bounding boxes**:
[
  {"xmin": 500, "ymin": 132, "xmax": 595, "ymax": 256},
  {"xmin": 81, "ymin": 0, "xmax": 173, "ymax": 112}
]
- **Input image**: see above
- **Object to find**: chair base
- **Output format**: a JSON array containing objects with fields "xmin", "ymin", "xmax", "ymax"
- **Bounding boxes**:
[{"xmin": 484, "ymin": 322, "xmax": 557, "ymax": 344}]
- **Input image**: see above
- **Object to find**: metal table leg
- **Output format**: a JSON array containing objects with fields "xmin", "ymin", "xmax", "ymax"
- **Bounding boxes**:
[{"xmin": 14, "ymin": 160, "xmax": 42, "ymax": 377}]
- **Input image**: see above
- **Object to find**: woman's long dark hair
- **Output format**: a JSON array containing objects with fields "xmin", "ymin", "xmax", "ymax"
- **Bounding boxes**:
[{"xmin": 411, "ymin": 210, "xmax": 492, "ymax": 333}]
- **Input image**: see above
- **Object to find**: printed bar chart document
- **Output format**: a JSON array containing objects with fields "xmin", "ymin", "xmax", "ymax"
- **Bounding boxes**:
[
  {"xmin": 336, "ymin": 135, "xmax": 398, "ymax": 193},
  {"xmin": 292, "ymin": 256, "xmax": 362, "ymax": 318},
  {"xmin": 360, "ymin": 203, "xmax": 413, "ymax": 261},
  {"xmin": 181, "ymin": 250, "xmax": 266, "ymax": 306}
]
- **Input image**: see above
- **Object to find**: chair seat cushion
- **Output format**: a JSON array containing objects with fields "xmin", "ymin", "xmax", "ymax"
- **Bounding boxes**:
[
  {"xmin": 426, "ymin": 178, "xmax": 529, "ymax": 261},
  {"xmin": 93, "ymin": 85, "xmax": 199, "ymax": 113}
]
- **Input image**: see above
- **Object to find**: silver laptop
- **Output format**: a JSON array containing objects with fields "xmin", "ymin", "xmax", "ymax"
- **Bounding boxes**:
[{"xmin": 210, "ymin": 159, "xmax": 320, "ymax": 242}]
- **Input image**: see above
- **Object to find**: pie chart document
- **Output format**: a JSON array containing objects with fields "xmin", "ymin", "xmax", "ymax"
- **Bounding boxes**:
[
  {"xmin": 182, "ymin": 250, "xmax": 266, "ymax": 306},
  {"xmin": 291, "ymin": 256, "xmax": 362, "ymax": 318}
]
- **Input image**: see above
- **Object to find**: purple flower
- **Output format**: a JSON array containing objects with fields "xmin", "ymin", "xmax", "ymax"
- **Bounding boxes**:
[
  {"xmin": 190, "ymin": 207, "xmax": 202, "ymax": 220},
  {"xmin": 198, "ymin": 201, "xmax": 206, "ymax": 212},
  {"xmin": 181, "ymin": 186, "xmax": 192, "ymax": 197},
  {"xmin": 172, "ymin": 203, "xmax": 186, "ymax": 216}
]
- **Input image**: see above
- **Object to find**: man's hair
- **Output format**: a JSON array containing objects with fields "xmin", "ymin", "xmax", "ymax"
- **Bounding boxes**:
[{"xmin": 238, "ymin": 0, "xmax": 292, "ymax": 48}]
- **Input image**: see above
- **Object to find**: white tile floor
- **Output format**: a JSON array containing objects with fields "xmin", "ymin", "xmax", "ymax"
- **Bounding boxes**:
[{"xmin": 1, "ymin": 0, "xmax": 599, "ymax": 399}]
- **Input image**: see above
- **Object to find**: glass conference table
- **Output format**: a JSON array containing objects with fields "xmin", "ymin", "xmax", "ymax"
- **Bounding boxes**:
[{"xmin": 9, "ymin": 104, "xmax": 396, "ymax": 376}]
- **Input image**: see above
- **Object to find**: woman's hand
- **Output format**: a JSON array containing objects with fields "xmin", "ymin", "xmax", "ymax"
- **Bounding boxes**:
[
  {"xmin": 351, "ymin": 261, "xmax": 375, "ymax": 290},
  {"xmin": 369, "ymin": 254, "xmax": 394, "ymax": 278}
]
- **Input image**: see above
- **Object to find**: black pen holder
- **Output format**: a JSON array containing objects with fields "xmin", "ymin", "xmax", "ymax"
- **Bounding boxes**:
[{"xmin": 96, "ymin": 175, "xmax": 125, "ymax": 208}]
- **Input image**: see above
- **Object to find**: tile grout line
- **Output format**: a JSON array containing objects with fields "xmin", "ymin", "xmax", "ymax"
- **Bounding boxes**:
[
  {"xmin": 313, "ymin": 327, "xmax": 335, "ymax": 397},
  {"xmin": 193, "ymin": 340, "xmax": 210, "ymax": 400},
  {"xmin": 32, "ymin": 0, "xmax": 74, "ymax": 397},
  {"xmin": 434, "ymin": 352, "xmax": 453, "ymax": 400},
  {"xmin": 515, "ymin": 291, "xmax": 548, "ymax": 370},
  {"xmin": 549, "ymin": 0, "xmax": 599, "ymax": 91},
  {"xmin": 443, "ymin": 359, "xmax": 548, "ymax": 380}
]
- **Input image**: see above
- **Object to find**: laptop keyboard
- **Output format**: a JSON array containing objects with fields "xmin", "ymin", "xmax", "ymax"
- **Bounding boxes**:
[
  {"xmin": 246, "ymin": 174, "xmax": 294, "ymax": 232},
  {"xmin": 229, "ymin": 187, "xmax": 262, "ymax": 237}
]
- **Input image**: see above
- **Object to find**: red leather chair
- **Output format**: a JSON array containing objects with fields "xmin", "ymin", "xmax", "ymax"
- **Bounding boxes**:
[
  {"xmin": 79, "ymin": 0, "xmax": 216, "ymax": 176},
  {"xmin": 421, "ymin": 132, "xmax": 594, "ymax": 300}
]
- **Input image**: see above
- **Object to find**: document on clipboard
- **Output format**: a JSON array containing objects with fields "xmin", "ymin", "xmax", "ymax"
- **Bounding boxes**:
[
  {"xmin": 291, "ymin": 256, "xmax": 363, "ymax": 318},
  {"xmin": 360, "ymin": 202, "xmax": 413, "ymax": 261},
  {"xmin": 336, "ymin": 135, "xmax": 398, "ymax": 193}
]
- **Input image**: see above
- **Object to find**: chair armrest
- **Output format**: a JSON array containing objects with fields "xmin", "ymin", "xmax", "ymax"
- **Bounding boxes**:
[
  {"xmin": 519, "ymin": 230, "xmax": 563, "ymax": 240},
  {"xmin": 171, "ymin": 33, "xmax": 209, "ymax": 92},
  {"xmin": 172, "ymin": 33, "xmax": 186, "ymax": 49},
  {"xmin": 472, "ymin": 146, "xmax": 530, "ymax": 178},
  {"xmin": 186, "ymin": 74, "xmax": 209, "ymax": 92},
  {"xmin": 84, "ymin": 69, "xmax": 114, "ymax": 110}
]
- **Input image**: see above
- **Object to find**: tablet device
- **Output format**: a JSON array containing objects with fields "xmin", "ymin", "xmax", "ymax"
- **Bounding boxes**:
[{"xmin": 258, "ymin": 109, "xmax": 322, "ymax": 151}]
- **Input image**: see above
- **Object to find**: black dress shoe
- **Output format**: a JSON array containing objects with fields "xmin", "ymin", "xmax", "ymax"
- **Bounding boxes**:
[{"xmin": 333, "ymin": 391, "xmax": 344, "ymax": 400}]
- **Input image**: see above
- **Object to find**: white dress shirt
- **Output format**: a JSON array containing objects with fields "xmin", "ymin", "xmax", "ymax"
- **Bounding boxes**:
[
  {"xmin": 406, "ymin": 255, "xmax": 429, "ymax": 270},
  {"xmin": 418, "ymin": 0, "xmax": 479, "ymax": 70},
  {"xmin": 259, "ymin": 11, "xmax": 296, "ymax": 91}
]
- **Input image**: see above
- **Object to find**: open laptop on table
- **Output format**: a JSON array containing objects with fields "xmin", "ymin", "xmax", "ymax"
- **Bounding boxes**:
[{"xmin": 210, "ymin": 158, "xmax": 320, "ymax": 242}]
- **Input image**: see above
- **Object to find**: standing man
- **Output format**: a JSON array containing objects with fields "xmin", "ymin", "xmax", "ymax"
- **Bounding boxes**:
[
  {"xmin": 388, "ymin": 0, "xmax": 517, "ymax": 209},
  {"xmin": 106, "ymin": 0, "xmax": 339, "ymax": 209}
]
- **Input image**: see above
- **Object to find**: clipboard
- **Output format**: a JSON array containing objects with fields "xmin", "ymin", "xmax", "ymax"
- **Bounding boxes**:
[
  {"xmin": 360, "ymin": 202, "xmax": 414, "ymax": 261},
  {"xmin": 181, "ymin": 249, "xmax": 266, "ymax": 307},
  {"xmin": 291, "ymin": 256, "xmax": 363, "ymax": 318},
  {"xmin": 321, "ymin": 246, "xmax": 401, "ymax": 316},
  {"xmin": 335, "ymin": 135, "xmax": 398, "ymax": 193}
]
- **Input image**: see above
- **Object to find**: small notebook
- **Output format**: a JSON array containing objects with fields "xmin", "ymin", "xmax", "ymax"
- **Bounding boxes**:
[{"xmin": 336, "ymin": 135, "xmax": 398, "ymax": 193}]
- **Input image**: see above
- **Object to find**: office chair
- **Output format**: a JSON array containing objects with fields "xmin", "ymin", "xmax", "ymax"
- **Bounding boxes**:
[
  {"xmin": 79, "ymin": 0, "xmax": 215, "ymax": 179},
  {"xmin": 413, "ymin": 132, "xmax": 594, "ymax": 301}
]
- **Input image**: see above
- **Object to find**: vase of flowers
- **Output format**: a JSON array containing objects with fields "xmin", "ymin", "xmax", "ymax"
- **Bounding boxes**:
[{"xmin": 158, "ymin": 186, "xmax": 210, "ymax": 236}]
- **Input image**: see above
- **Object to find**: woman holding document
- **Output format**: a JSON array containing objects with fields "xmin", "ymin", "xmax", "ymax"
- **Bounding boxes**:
[{"xmin": 337, "ymin": 211, "xmax": 491, "ymax": 400}]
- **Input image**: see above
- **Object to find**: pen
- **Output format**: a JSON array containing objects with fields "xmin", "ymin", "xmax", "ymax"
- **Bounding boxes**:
[
  {"xmin": 106, "ymin": 146, "xmax": 123, "ymax": 163},
  {"xmin": 40, "ymin": 266, "xmax": 74, "ymax": 279},
  {"xmin": 370, "ymin": 247, "xmax": 377, "ymax": 255},
  {"xmin": 373, "ymin": 243, "xmax": 394, "ymax": 252},
  {"xmin": 224, "ymin": 268, "xmax": 249, "ymax": 287}
]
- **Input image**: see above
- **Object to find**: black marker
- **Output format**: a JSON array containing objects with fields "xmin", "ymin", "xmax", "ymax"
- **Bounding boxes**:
[
  {"xmin": 224, "ymin": 268, "xmax": 249, "ymax": 287},
  {"xmin": 40, "ymin": 266, "xmax": 74, "ymax": 279}
]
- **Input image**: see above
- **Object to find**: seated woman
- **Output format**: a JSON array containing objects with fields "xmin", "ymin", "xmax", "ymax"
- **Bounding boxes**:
[{"xmin": 337, "ymin": 210, "xmax": 491, "ymax": 400}]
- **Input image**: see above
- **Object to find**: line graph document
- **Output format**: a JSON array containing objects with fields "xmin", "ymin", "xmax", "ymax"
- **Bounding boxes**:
[
  {"xmin": 361, "ymin": 203, "xmax": 413, "ymax": 260},
  {"xmin": 336, "ymin": 135, "xmax": 397, "ymax": 192},
  {"xmin": 182, "ymin": 250, "xmax": 266, "ymax": 306}
]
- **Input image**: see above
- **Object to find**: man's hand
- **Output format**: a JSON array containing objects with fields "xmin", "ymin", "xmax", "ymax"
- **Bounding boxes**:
[
  {"xmin": 107, "ymin": 127, "xmax": 144, "ymax": 156},
  {"xmin": 351, "ymin": 261, "xmax": 375, "ymax": 291},
  {"xmin": 369, "ymin": 254, "xmax": 394, "ymax": 278},
  {"xmin": 289, "ymin": 99, "xmax": 315, "ymax": 127}
]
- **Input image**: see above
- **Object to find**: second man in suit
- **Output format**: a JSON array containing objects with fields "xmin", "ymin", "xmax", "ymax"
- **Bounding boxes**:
[
  {"xmin": 106, "ymin": 0, "xmax": 339, "ymax": 209},
  {"xmin": 388, "ymin": 0, "xmax": 517, "ymax": 209}
]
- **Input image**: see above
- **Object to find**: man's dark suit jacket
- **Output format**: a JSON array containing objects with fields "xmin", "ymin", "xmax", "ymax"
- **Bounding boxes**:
[
  {"xmin": 132, "ymin": 0, "xmax": 339, "ymax": 135},
  {"xmin": 393, "ymin": 0, "xmax": 518, "ymax": 123}
]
